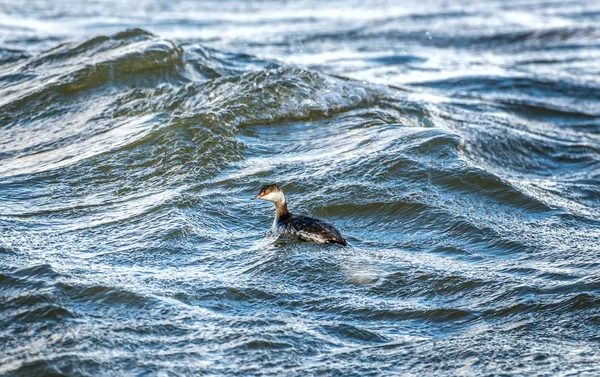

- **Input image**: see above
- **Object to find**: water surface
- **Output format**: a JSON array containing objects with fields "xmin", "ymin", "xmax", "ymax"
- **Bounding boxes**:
[{"xmin": 1, "ymin": 0, "xmax": 600, "ymax": 375}]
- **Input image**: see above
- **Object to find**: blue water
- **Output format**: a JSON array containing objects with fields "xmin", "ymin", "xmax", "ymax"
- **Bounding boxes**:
[{"xmin": 1, "ymin": 1, "xmax": 600, "ymax": 375}]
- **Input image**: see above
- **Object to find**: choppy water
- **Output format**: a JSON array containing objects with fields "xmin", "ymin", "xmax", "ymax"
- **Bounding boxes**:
[{"xmin": 1, "ymin": 0, "xmax": 600, "ymax": 375}]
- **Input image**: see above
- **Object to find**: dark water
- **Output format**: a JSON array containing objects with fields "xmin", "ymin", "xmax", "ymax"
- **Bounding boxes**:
[{"xmin": 1, "ymin": 0, "xmax": 600, "ymax": 375}]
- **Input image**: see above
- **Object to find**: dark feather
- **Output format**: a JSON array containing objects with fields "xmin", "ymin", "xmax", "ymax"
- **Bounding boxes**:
[{"xmin": 278, "ymin": 214, "xmax": 347, "ymax": 246}]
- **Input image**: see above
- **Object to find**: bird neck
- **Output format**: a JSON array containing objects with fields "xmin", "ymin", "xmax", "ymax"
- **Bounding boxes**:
[{"xmin": 274, "ymin": 194, "xmax": 290, "ymax": 219}]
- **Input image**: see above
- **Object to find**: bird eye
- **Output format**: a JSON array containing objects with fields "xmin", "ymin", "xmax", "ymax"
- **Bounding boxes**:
[{"xmin": 264, "ymin": 191, "xmax": 270, "ymax": 195}]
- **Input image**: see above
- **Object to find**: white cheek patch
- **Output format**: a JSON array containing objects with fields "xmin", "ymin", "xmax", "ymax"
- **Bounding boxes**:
[{"xmin": 261, "ymin": 191, "xmax": 283, "ymax": 202}]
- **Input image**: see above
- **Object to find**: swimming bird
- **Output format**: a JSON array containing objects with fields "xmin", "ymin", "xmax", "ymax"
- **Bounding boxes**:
[{"xmin": 253, "ymin": 184, "xmax": 348, "ymax": 246}]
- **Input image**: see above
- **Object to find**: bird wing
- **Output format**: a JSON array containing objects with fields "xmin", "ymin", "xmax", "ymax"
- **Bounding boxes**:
[{"xmin": 288, "ymin": 215, "xmax": 347, "ymax": 245}]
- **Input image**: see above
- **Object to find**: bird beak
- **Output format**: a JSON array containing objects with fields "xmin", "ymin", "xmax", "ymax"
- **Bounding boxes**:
[{"xmin": 251, "ymin": 194, "xmax": 261, "ymax": 200}]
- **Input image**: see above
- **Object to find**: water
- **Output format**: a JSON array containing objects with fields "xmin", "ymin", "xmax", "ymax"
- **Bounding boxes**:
[{"xmin": 1, "ymin": 0, "xmax": 600, "ymax": 375}]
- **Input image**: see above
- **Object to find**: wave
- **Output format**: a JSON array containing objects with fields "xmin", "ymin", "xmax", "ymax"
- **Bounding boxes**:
[
  {"xmin": 358, "ymin": 24, "xmax": 600, "ymax": 51},
  {"xmin": 2, "ymin": 23, "xmax": 600, "ymax": 376}
]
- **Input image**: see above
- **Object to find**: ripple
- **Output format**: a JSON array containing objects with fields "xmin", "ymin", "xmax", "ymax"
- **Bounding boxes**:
[{"xmin": 1, "ymin": 2, "xmax": 600, "ymax": 374}]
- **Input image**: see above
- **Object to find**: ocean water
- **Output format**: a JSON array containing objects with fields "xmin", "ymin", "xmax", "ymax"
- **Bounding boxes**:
[{"xmin": 1, "ymin": 0, "xmax": 600, "ymax": 375}]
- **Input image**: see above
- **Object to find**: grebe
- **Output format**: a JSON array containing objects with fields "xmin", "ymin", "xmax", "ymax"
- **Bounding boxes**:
[{"xmin": 253, "ymin": 184, "xmax": 348, "ymax": 246}]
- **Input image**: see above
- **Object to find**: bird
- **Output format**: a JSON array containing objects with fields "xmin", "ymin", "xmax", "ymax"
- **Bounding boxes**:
[{"xmin": 253, "ymin": 184, "xmax": 347, "ymax": 246}]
